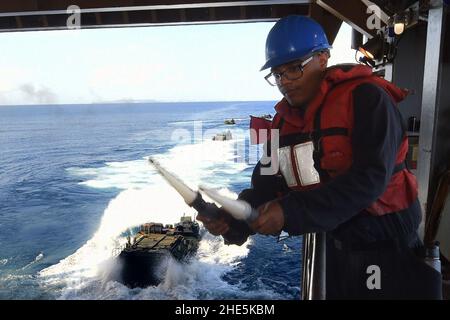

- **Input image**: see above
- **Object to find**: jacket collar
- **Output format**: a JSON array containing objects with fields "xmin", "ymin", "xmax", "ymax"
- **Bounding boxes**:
[{"xmin": 274, "ymin": 64, "xmax": 407, "ymax": 128}]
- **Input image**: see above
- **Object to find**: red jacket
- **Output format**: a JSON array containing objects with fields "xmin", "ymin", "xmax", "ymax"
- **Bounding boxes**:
[{"xmin": 268, "ymin": 64, "xmax": 418, "ymax": 216}]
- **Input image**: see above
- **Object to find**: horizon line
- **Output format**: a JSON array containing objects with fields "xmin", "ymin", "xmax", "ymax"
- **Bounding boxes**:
[{"xmin": 0, "ymin": 99, "xmax": 278, "ymax": 107}]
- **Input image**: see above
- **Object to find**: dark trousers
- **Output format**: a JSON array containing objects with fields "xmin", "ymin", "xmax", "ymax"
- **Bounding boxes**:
[{"xmin": 325, "ymin": 234, "xmax": 442, "ymax": 300}]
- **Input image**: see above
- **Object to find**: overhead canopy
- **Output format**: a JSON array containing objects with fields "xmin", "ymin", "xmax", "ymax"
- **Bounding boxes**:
[
  {"xmin": 0, "ymin": 1, "xmax": 419, "ymax": 43},
  {"xmin": 0, "ymin": 1, "xmax": 311, "ymax": 31}
]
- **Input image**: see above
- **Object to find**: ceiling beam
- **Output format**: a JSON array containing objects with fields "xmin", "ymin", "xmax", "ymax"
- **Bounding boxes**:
[
  {"xmin": 315, "ymin": 0, "xmax": 387, "ymax": 39},
  {"xmin": 0, "ymin": 1, "xmax": 311, "ymax": 32},
  {"xmin": 0, "ymin": 1, "xmax": 311, "ymax": 16},
  {"xmin": 309, "ymin": 2, "xmax": 342, "ymax": 45}
]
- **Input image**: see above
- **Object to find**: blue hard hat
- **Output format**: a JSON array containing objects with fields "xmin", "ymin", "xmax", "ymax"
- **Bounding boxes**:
[{"xmin": 261, "ymin": 15, "xmax": 332, "ymax": 71}]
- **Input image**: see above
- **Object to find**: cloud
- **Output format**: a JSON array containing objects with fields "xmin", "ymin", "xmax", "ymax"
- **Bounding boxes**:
[
  {"xmin": 0, "ymin": 83, "xmax": 59, "ymax": 105},
  {"xmin": 18, "ymin": 83, "xmax": 58, "ymax": 104}
]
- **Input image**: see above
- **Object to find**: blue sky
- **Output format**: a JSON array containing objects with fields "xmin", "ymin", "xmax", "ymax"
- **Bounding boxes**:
[{"xmin": 0, "ymin": 21, "xmax": 355, "ymax": 105}]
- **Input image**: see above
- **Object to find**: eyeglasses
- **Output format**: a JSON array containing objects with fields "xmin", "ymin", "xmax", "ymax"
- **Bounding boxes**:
[{"xmin": 264, "ymin": 56, "xmax": 314, "ymax": 86}]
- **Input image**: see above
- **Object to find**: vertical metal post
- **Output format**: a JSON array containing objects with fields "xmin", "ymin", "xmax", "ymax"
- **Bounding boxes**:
[
  {"xmin": 301, "ymin": 232, "xmax": 326, "ymax": 300},
  {"xmin": 301, "ymin": 233, "xmax": 313, "ymax": 299},
  {"xmin": 417, "ymin": 1, "xmax": 445, "ymax": 239}
]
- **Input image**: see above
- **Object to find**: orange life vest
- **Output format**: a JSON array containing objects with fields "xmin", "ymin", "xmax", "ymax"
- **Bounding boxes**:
[{"xmin": 269, "ymin": 64, "xmax": 418, "ymax": 216}]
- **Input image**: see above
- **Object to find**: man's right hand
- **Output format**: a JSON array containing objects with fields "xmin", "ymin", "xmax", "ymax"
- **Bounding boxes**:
[
  {"xmin": 195, "ymin": 199, "xmax": 255, "ymax": 245},
  {"xmin": 197, "ymin": 212, "xmax": 230, "ymax": 236}
]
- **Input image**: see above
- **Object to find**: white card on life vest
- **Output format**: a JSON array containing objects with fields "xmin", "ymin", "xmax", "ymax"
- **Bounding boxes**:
[
  {"xmin": 293, "ymin": 141, "xmax": 320, "ymax": 186},
  {"xmin": 278, "ymin": 146, "xmax": 298, "ymax": 187}
]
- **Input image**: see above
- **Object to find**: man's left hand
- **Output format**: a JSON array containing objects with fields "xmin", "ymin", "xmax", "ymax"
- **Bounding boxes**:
[{"xmin": 250, "ymin": 200, "xmax": 285, "ymax": 235}]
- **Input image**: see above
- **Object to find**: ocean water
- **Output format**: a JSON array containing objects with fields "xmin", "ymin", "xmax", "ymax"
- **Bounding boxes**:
[{"xmin": 0, "ymin": 101, "xmax": 301, "ymax": 300}]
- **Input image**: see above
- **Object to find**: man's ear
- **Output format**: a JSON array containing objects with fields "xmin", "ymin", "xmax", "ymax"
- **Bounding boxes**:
[{"xmin": 317, "ymin": 52, "xmax": 329, "ymax": 70}]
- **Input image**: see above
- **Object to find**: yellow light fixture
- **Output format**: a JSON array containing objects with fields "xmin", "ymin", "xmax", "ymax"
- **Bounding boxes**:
[
  {"xmin": 394, "ymin": 22, "xmax": 405, "ymax": 35},
  {"xmin": 393, "ymin": 11, "xmax": 409, "ymax": 35}
]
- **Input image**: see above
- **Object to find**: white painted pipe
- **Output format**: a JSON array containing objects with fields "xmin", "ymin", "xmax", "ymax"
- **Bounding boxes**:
[
  {"xmin": 148, "ymin": 157, "xmax": 197, "ymax": 205},
  {"xmin": 199, "ymin": 185, "xmax": 259, "ymax": 222}
]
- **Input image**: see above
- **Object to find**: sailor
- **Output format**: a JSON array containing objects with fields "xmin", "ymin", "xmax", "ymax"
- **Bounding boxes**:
[{"xmin": 197, "ymin": 15, "xmax": 442, "ymax": 299}]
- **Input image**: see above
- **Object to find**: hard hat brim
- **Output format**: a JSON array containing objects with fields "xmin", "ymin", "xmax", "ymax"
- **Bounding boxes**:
[{"xmin": 260, "ymin": 45, "xmax": 332, "ymax": 71}]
